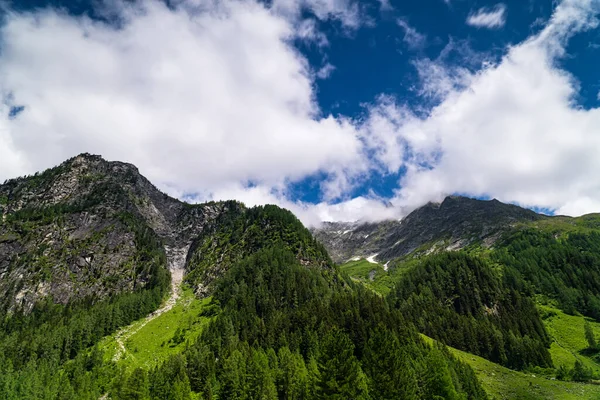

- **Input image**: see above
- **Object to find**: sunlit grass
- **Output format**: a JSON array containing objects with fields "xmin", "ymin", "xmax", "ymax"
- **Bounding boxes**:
[{"xmin": 99, "ymin": 287, "xmax": 213, "ymax": 371}]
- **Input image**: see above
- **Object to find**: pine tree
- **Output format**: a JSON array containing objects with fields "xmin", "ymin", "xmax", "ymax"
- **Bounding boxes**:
[
  {"xmin": 316, "ymin": 329, "xmax": 370, "ymax": 400},
  {"xmin": 421, "ymin": 347, "xmax": 459, "ymax": 400},
  {"xmin": 277, "ymin": 346, "xmax": 308, "ymax": 400},
  {"xmin": 120, "ymin": 368, "xmax": 149, "ymax": 400},
  {"xmin": 362, "ymin": 328, "xmax": 417, "ymax": 399},
  {"xmin": 219, "ymin": 350, "xmax": 246, "ymax": 400},
  {"xmin": 572, "ymin": 360, "xmax": 592, "ymax": 382},
  {"xmin": 247, "ymin": 349, "xmax": 277, "ymax": 400}
]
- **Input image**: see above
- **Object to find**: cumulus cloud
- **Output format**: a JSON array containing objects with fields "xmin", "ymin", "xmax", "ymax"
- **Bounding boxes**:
[
  {"xmin": 467, "ymin": 4, "xmax": 507, "ymax": 29},
  {"xmin": 366, "ymin": 0, "xmax": 600, "ymax": 216},
  {"xmin": 184, "ymin": 182, "xmax": 400, "ymax": 226},
  {"xmin": 0, "ymin": 0, "xmax": 373, "ymax": 223},
  {"xmin": 2, "ymin": 0, "xmax": 600, "ymax": 226}
]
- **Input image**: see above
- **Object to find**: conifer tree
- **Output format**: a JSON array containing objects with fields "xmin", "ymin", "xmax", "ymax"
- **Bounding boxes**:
[
  {"xmin": 120, "ymin": 368, "xmax": 149, "ymax": 400},
  {"xmin": 317, "ymin": 329, "xmax": 370, "ymax": 400},
  {"xmin": 362, "ymin": 327, "xmax": 417, "ymax": 399}
]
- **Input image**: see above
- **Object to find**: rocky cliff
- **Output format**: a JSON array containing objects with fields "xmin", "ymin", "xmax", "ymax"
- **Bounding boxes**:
[{"xmin": 0, "ymin": 154, "xmax": 329, "ymax": 313}]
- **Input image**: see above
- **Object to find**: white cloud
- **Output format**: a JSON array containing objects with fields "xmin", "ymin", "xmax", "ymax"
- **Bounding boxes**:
[
  {"xmin": 377, "ymin": 0, "xmax": 393, "ymax": 12},
  {"xmin": 396, "ymin": 18, "xmax": 427, "ymax": 49},
  {"xmin": 467, "ymin": 4, "xmax": 507, "ymax": 29},
  {"xmin": 295, "ymin": 18, "xmax": 329, "ymax": 47},
  {"xmin": 3, "ymin": 0, "xmax": 600, "ymax": 227},
  {"xmin": 0, "ymin": 0, "xmax": 368, "ymax": 214},
  {"xmin": 363, "ymin": 0, "xmax": 600, "ymax": 216},
  {"xmin": 271, "ymin": 0, "xmax": 363, "ymax": 30},
  {"xmin": 186, "ymin": 182, "xmax": 400, "ymax": 226}
]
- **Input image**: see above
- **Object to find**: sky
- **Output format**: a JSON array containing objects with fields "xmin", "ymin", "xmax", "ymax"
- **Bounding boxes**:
[{"xmin": 1, "ymin": 0, "xmax": 600, "ymax": 226}]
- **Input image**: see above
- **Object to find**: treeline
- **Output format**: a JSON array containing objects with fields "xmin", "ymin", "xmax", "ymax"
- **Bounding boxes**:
[
  {"xmin": 494, "ymin": 230, "xmax": 600, "ymax": 319},
  {"xmin": 388, "ymin": 252, "xmax": 552, "ymax": 370},
  {"xmin": 139, "ymin": 247, "xmax": 487, "ymax": 400}
]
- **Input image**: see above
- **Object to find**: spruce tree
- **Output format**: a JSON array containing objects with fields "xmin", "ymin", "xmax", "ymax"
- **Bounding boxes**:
[
  {"xmin": 316, "ymin": 329, "xmax": 370, "ymax": 400},
  {"xmin": 362, "ymin": 328, "xmax": 417, "ymax": 399}
]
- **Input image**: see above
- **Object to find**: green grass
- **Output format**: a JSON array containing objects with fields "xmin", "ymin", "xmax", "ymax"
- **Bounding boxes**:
[
  {"xmin": 339, "ymin": 256, "xmax": 424, "ymax": 295},
  {"xmin": 422, "ymin": 335, "xmax": 600, "ymax": 400},
  {"xmin": 522, "ymin": 214, "xmax": 600, "ymax": 237},
  {"xmin": 339, "ymin": 259, "xmax": 393, "ymax": 295},
  {"xmin": 99, "ymin": 287, "xmax": 214, "ymax": 371},
  {"xmin": 539, "ymin": 304, "xmax": 600, "ymax": 374}
]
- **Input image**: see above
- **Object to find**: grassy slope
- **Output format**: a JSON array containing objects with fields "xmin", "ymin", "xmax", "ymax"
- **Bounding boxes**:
[
  {"xmin": 524, "ymin": 213, "xmax": 600, "ymax": 237},
  {"xmin": 422, "ymin": 335, "xmax": 600, "ymax": 400},
  {"xmin": 339, "ymin": 259, "xmax": 391, "ymax": 295},
  {"xmin": 338, "ymin": 257, "xmax": 420, "ymax": 295},
  {"xmin": 99, "ymin": 287, "xmax": 213, "ymax": 371},
  {"xmin": 539, "ymin": 304, "xmax": 600, "ymax": 375}
]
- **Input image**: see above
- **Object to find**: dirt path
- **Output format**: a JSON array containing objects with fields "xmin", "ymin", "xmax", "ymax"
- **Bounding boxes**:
[{"xmin": 112, "ymin": 244, "xmax": 190, "ymax": 362}]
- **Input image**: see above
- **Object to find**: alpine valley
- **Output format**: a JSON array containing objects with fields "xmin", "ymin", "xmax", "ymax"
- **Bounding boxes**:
[{"xmin": 3, "ymin": 154, "xmax": 600, "ymax": 400}]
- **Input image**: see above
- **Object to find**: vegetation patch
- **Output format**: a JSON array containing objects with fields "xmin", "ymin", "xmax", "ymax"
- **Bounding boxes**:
[
  {"xmin": 539, "ymin": 304, "xmax": 600, "ymax": 375},
  {"xmin": 423, "ymin": 335, "xmax": 600, "ymax": 400},
  {"xmin": 338, "ymin": 258, "xmax": 393, "ymax": 295},
  {"xmin": 100, "ymin": 287, "xmax": 214, "ymax": 371}
]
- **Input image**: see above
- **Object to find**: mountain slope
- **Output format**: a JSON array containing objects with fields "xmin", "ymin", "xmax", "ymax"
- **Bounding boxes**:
[
  {"xmin": 314, "ymin": 195, "xmax": 544, "ymax": 263},
  {"xmin": 328, "ymin": 199, "xmax": 600, "ymax": 398},
  {"xmin": 0, "ymin": 153, "xmax": 222, "ymax": 312},
  {"xmin": 0, "ymin": 154, "xmax": 489, "ymax": 400},
  {"xmin": 0, "ymin": 154, "xmax": 331, "ymax": 312}
]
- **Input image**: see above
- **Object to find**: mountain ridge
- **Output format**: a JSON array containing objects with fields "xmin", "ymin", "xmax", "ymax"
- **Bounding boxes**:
[
  {"xmin": 0, "ymin": 153, "xmax": 329, "ymax": 311},
  {"xmin": 313, "ymin": 195, "xmax": 547, "ymax": 263}
]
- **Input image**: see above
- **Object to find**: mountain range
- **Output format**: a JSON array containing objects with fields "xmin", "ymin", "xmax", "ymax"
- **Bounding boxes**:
[{"xmin": 3, "ymin": 154, "xmax": 600, "ymax": 399}]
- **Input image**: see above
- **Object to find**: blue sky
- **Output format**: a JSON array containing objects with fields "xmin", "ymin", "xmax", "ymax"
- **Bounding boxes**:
[{"xmin": 1, "ymin": 0, "xmax": 600, "ymax": 224}]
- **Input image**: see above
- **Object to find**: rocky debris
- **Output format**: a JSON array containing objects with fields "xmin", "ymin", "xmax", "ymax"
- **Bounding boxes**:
[{"xmin": 113, "ymin": 243, "xmax": 191, "ymax": 362}]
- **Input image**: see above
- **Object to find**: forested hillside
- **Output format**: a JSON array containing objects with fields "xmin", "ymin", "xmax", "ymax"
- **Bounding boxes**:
[
  {"xmin": 0, "ymin": 155, "xmax": 488, "ymax": 399},
  {"xmin": 146, "ymin": 247, "xmax": 486, "ymax": 400},
  {"xmin": 389, "ymin": 252, "xmax": 552, "ymax": 370},
  {"xmin": 0, "ymin": 221, "xmax": 487, "ymax": 399},
  {"xmin": 7, "ymin": 155, "xmax": 600, "ymax": 399},
  {"xmin": 335, "ymin": 208, "xmax": 600, "ymax": 398}
]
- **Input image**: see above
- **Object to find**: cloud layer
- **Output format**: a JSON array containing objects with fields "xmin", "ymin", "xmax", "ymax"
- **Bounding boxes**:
[{"xmin": 1, "ymin": 0, "xmax": 600, "ymax": 225}]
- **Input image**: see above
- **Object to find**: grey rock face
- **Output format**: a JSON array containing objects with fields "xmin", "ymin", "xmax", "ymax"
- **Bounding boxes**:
[
  {"xmin": 0, "ymin": 153, "xmax": 233, "ymax": 312},
  {"xmin": 313, "ymin": 196, "xmax": 545, "ymax": 264}
]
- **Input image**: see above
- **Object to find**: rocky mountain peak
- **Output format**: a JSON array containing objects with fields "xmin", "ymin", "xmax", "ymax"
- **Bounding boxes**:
[
  {"xmin": 0, "ymin": 154, "xmax": 233, "ymax": 311},
  {"xmin": 0, "ymin": 154, "xmax": 329, "ymax": 312},
  {"xmin": 313, "ymin": 195, "xmax": 546, "ymax": 263}
]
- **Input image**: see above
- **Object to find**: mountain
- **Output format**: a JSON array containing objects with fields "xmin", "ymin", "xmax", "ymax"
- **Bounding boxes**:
[
  {"xmin": 0, "ymin": 153, "xmax": 328, "ymax": 312},
  {"xmin": 324, "ymin": 197, "xmax": 600, "ymax": 398},
  {"xmin": 5, "ymin": 154, "xmax": 600, "ymax": 399},
  {"xmin": 0, "ymin": 154, "xmax": 488, "ymax": 400},
  {"xmin": 313, "ymin": 195, "xmax": 544, "ymax": 263}
]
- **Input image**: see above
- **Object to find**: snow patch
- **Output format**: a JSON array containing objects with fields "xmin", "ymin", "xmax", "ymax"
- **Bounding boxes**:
[
  {"xmin": 366, "ymin": 254, "xmax": 378, "ymax": 264},
  {"xmin": 383, "ymin": 261, "xmax": 390, "ymax": 271}
]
